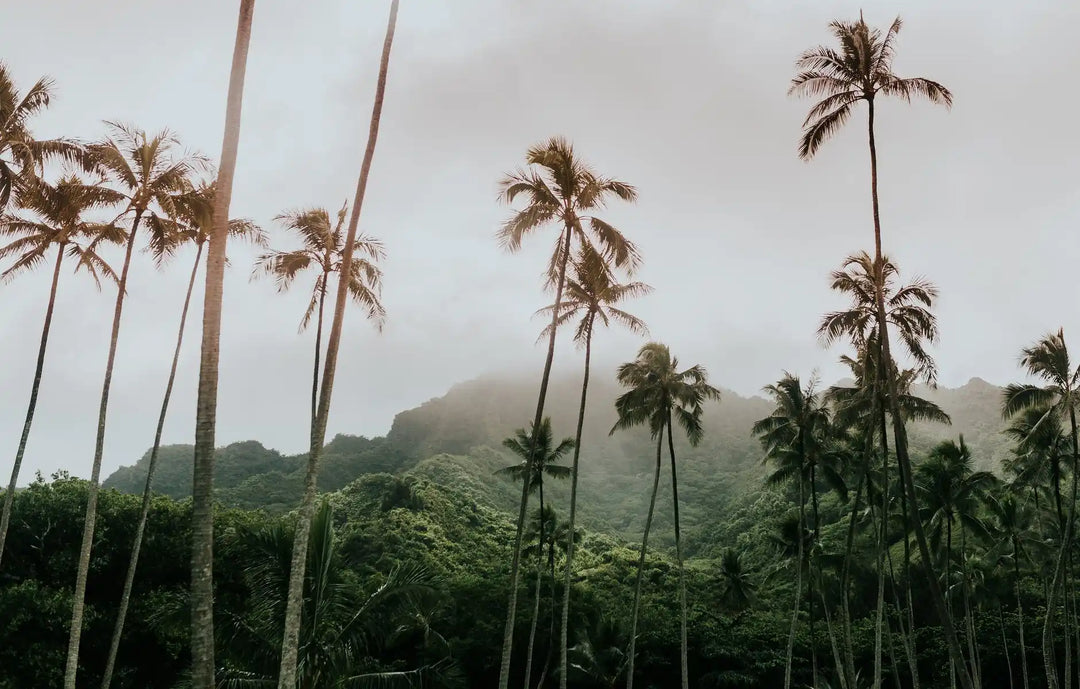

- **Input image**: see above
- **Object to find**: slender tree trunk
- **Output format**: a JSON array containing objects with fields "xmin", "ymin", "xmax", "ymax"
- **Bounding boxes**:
[
  {"xmin": 785, "ymin": 469, "xmax": 807, "ymax": 689},
  {"xmin": 1042, "ymin": 403, "xmax": 1080, "ymax": 689},
  {"xmin": 500, "ymin": 196, "xmax": 576, "ymax": 689},
  {"xmin": 665, "ymin": 413, "xmax": 690, "ymax": 689},
  {"xmin": 64, "ymin": 210, "xmax": 142, "ymax": 689},
  {"xmin": 809, "ymin": 464, "xmax": 820, "ymax": 689},
  {"xmin": 1014, "ymin": 552, "xmax": 1030, "ymax": 689},
  {"xmin": 0, "ymin": 244, "xmax": 64, "ymax": 568},
  {"xmin": 560, "ymin": 318, "xmax": 593, "ymax": 689},
  {"xmin": 190, "ymin": 4, "xmax": 254, "ymax": 686},
  {"xmin": 820, "ymin": 588, "xmax": 849, "ymax": 689},
  {"xmin": 524, "ymin": 482, "xmax": 546, "ymax": 689},
  {"xmin": 867, "ymin": 96, "xmax": 974, "ymax": 689},
  {"xmin": 102, "ymin": 242, "xmax": 203, "ymax": 689},
  {"xmin": 310, "ymin": 276, "xmax": 327, "ymax": 431},
  {"xmin": 1001, "ymin": 607, "xmax": 1015, "ymax": 689},
  {"xmin": 276, "ymin": 4, "xmax": 397, "ymax": 686},
  {"xmin": 625, "ymin": 433, "xmax": 664, "ymax": 689}
]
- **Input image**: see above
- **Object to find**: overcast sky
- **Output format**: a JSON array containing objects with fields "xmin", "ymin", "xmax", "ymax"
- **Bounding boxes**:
[{"xmin": 2, "ymin": 0, "xmax": 1078, "ymax": 483}]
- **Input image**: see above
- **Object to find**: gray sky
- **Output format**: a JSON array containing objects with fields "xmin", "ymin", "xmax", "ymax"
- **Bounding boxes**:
[{"xmin": 2, "ymin": 0, "xmax": 1079, "ymax": 483}]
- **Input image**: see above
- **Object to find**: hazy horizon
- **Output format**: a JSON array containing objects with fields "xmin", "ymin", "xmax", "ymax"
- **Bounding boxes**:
[{"xmin": 3, "ymin": 0, "xmax": 1078, "ymax": 482}]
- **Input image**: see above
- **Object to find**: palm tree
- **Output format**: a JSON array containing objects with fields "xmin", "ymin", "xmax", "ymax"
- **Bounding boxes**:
[
  {"xmin": 498, "ymin": 419, "xmax": 573, "ymax": 689},
  {"xmin": 100, "ymin": 181, "xmax": 265, "ymax": 689},
  {"xmin": 276, "ymin": 4, "xmax": 399, "ymax": 687},
  {"xmin": 0, "ymin": 176, "xmax": 123, "ymax": 568},
  {"xmin": 220, "ymin": 502, "xmax": 453, "ymax": 688},
  {"xmin": 254, "ymin": 203, "xmax": 385, "ymax": 429},
  {"xmin": 190, "ymin": 2, "xmax": 255, "ymax": 685},
  {"xmin": 1002, "ymin": 329, "xmax": 1080, "ymax": 689},
  {"xmin": 536, "ymin": 246, "xmax": 650, "ymax": 689},
  {"xmin": 611, "ymin": 342, "xmax": 720, "ymax": 689},
  {"xmin": 497, "ymin": 136, "xmax": 639, "ymax": 689},
  {"xmin": 0, "ymin": 63, "xmax": 90, "ymax": 212},
  {"xmin": 718, "ymin": 548, "xmax": 757, "ymax": 614},
  {"xmin": 790, "ymin": 15, "xmax": 963, "ymax": 687},
  {"xmin": 916, "ymin": 437, "xmax": 996, "ymax": 689},
  {"xmin": 754, "ymin": 373, "xmax": 835, "ymax": 689},
  {"xmin": 64, "ymin": 124, "xmax": 203, "ymax": 689}
]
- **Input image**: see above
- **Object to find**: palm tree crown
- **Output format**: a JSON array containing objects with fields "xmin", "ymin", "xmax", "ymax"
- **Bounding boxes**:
[{"xmin": 788, "ymin": 14, "xmax": 953, "ymax": 159}]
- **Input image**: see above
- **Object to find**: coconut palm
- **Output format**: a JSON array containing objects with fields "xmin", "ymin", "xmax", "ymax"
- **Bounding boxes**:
[
  {"xmin": 497, "ymin": 135, "xmax": 639, "ymax": 689},
  {"xmin": 611, "ymin": 342, "xmax": 720, "ymax": 689},
  {"xmin": 189, "ymin": 3, "xmax": 255, "ymax": 686},
  {"xmin": 498, "ymin": 419, "xmax": 573, "ymax": 689},
  {"xmin": 916, "ymin": 437, "xmax": 996, "ymax": 688},
  {"xmin": 254, "ymin": 203, "xmax": 385, "ymax": 429},
  {"xmin": 790, "ymin": 15, "xmax": 963, "ymax": 686},
  {"xmin": 64, "ymin": 123, "xmax": 204, "ymax": 689},
  {"xmin": 754, "ymin": 373, "xmax": 835, "ymax": 689},
  {"xmin": 100, "ymin": 181, "xmax": 264, "ymax": 689},
  {"xmin": 1002, "ymin": 329, "xmax": 1080, "ymax": 689},
  {"xmin": 0, "ymin": 63, "xmax": 91, "ymax": 212},
  {"xmin": 276, "ymin": 4, "xmax": 399, "ymax": 687},
  {"xmin": 0, "ymin": 176, "xmax": 123, "ymax": 568},
  {"xmin": 536, "ymin": 246, "xmax": 650, "ymax": 689}
]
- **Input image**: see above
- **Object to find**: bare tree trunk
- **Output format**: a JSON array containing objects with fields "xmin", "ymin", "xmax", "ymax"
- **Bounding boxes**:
[
  {"xmin": 64, "ymin": 210, "xmax": 142, "ymax": 689},
  {"xmin": 191, "ymin": 2, "xmax": 255, "ymax": 686},
  {"xmin": 867, "ymin": 96, "xmax": 974, "ymax": 689},
  {"xmin": 785, "ymin": 468, "xmax": 806, "ymax": 689},
  {"xmin": 102, "ymin": 242, "xmax": 203, "ymax": 689},
  {"xmin": 0, "ymin": 244, "xmax": 64, "ymax": 567},
  {"xmin": 276, "ymin": 3, "xmax": 398, "ymax": 686},
  {"xmin": 523, "ymin": 483, "xmax": 546, "ymax": 689},
  {"xmin": 666, "ymin": 413, "xmax": 690, "ymax": 689},
  {"xmin": 625, "ymin": 433, "xmax": 664, "ymax": 689},
  {"xmin": 559, "ymin": 317, "xmax": 593, "ymax": 689}
]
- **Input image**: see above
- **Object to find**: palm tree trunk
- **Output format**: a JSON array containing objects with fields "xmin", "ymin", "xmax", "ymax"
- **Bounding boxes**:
[
  {"xmin": 64, "ymin": 209, "xmax": 142, "ymax": 689},
  {"xmin": 1041, "ymin": 404, "xmax": 1079, "ymax": 689},
  {"xmin": 524, "ymin": 483, "xmax": 546, "ymax": 689},
  {"xmin": 310, "ymin": 276, "xmax": 327, "ymax": 431},
  {"xmin": 1001, "ymin": 607, "xmax": 1015, "ymax": 689},
  {"xmin": 560, "ymin": 317, "xmax": 593, "ymax": 689},
  {"xmin": 500, "ymin": 185, "xmax": 576, "ymax": 689},
  {"xmin": 666, "ymin": 412, "xmax": 690, "ymax": 689},
  {"xmin": 276, "ymin": 4, "xmax": 397, "ymax": 687},
  {"xmin": 785, "ymin": 468, "xmax": 807, "ymax": 689},
  {"xmin": 625, "ymin": 432, "xmax": 664, "ymax": 689},
  {"xmin": 101, "ymin": 241, "xmax": 203, "ymax": 689},
  {"xmin": 809, "ymin": 464, "xmax": 820, "ymax": 689},
  {"xmin": 190, "ymin": 4, "xmax": 254, "ymax": 687},
  {"xmin": 0, "ymin": 243, "xmax": 64, "ymax": 568},
  {"xmin": 1015, "ymin": 552, "xmax": 1030, "ymax": 689},
  {"xmin": 867, "ymin": 95, "xmax": 974, "ymax": 689}
]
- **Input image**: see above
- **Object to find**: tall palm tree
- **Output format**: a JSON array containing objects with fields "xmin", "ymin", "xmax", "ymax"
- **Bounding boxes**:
[
  {"xmin": 754, "ymin": 373, "xmax": 835, "ymax": 689},
  {"xmin": 0, "ymin": 176, "xmax": 123, "ymax": 568},
  {"xmin": 1002, "ymin": 329, "xmax": 1080, "ymax": 689},
  {"xmin": 100, "ymin": 181, "xmax": 265, "ymax": 689},
  {"xmin": 254, "ymin": 203, "xmax": 385, "ymax": 429},
  {"xmin": 277, "ymin": 3, "xmax": 399, "ymax": 687},
  {"xmin": 790, "ymin": 15, "xmax": 963, "ymax": 687},
  {"xmin": 497, "ymin": 136, "xmax": 639, "ymax": 689},
  {"xmin": 190, "ymin": 2, "xmax": 256, "ymax": 686},
  {"xmin": 498, "ymin": 419, "xmax": 573, "ymax": 689},
  {"xmin": 611, "ymin": 342, "xmax": 720, "ymax": 689},
  {"xmin": 64, "ymin": 124, "xmax": 203, "ymax": 689},
  {"xmin": 536, "ymin": 246, "xmax": 650, "ymax": 689},
  {"xmin": 0, "ymin": 63, "xmax": 90, "ymax": 212},
  {"xmin": 916, "ymin": 437, "xmax": 996, "ymax": 689}
]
